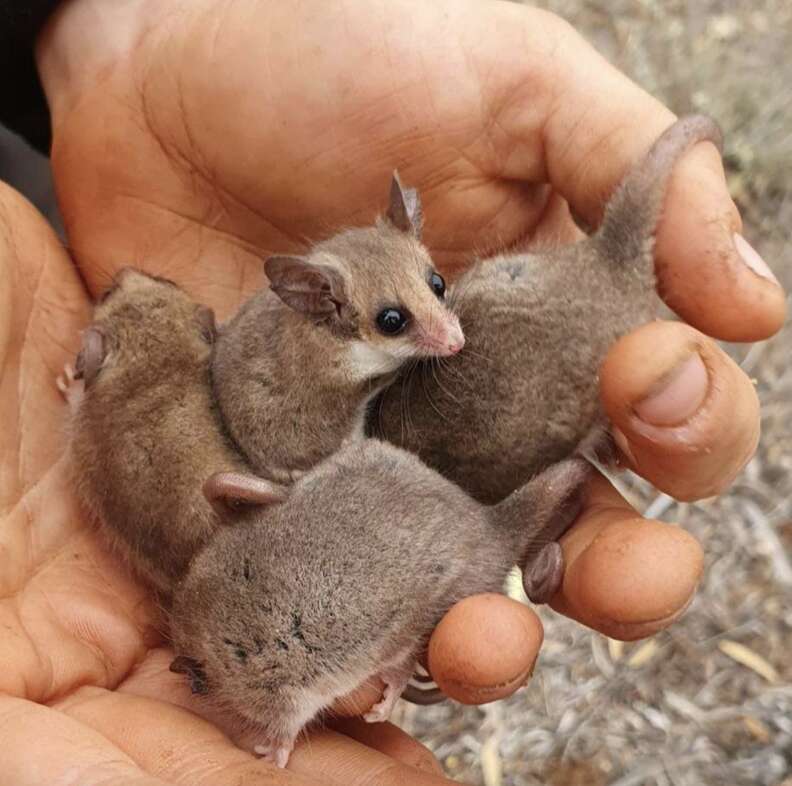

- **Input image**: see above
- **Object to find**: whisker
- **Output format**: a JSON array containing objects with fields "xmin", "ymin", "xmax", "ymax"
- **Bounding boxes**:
[
  {"xmin": 459, "ymin": 346, "xmax": 493, "ymax": 364},
  {"xmin": 430, "ymin": 359, "xmax": 462, "ymax": 408}
]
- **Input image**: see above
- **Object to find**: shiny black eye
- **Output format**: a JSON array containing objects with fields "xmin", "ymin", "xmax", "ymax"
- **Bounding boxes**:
[
  {"xmin": 376, "ymin": 308, "xmax": 408, "ymax": 335},
  {"xmin": 429, "ymin": 271, "xmax": 446, "ymax": 299}
]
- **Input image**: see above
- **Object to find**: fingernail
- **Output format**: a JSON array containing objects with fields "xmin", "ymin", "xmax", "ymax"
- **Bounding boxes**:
[
  {"xmin": 521, "ymin": 661, "xmax": 537, "ymax": 687},
  {"xmin": 734, "ymin": 234, "xmax": 779, "ymax": 285},
  {"xmin": 634, "ymin": 353, "xmax": 708, "ymax": 426}
]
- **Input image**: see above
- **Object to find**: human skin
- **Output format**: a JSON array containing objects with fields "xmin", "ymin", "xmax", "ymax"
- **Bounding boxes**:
[{"xmin": 0, "ymin": 0, "xmax": 782, "ymax": 782}]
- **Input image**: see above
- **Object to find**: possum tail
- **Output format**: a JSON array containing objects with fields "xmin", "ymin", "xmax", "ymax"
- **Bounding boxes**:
[
  {"xmin": 595, "ymin": 114, "xmax": 723, "ymax": 275},
  {"xmin": 401, "ymin": 458, "xmax": 593, "ymax": 707},
  {"xmin": 493, "ymin": 457, "xmax": 592, "ymax": 573}
]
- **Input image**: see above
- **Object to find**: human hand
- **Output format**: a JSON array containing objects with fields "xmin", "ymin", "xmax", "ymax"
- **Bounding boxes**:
[
  {"xmin": 0, "ymin": 184, "xmax": 455, "ymax": 784},
  {"xmin": 35, "ymin": 0, "xmax": 784, "ymax": 705}
]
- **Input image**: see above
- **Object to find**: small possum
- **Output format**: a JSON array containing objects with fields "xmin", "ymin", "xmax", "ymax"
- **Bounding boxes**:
[
  {"xmin": 211, "ymin": 173, "xmax": 465, "ymax": 483},
  {"xmin": 372, "ymin": 115, "xmax": 723, "ymax": 504},
  {"xmin": 169, "ymin": 439, "xmax": 591, "ymax": 767},
  {"xmin": 58, "ymin": 268, "xmax": 271, "ymax": 596}
]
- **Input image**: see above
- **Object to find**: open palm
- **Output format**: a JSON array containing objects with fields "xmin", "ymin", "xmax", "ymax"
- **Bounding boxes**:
[{"xmin": 0, "ymin": 186, "xmax": 450, "ymax": 785}]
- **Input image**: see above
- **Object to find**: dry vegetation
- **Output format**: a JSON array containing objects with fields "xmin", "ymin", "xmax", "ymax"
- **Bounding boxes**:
[{"xmin": 398, "ymin": 2, "xmax": 792, "ymax": 784}]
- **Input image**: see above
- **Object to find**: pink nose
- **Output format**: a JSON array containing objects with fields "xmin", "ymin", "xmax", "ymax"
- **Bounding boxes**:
[
  {"xmin": 446, "ymin": 337, "xmax": 464, "ymax": 355},
  {"xmin": 441, "ymin": 323, "xmax": 465, "ymax": 356}
]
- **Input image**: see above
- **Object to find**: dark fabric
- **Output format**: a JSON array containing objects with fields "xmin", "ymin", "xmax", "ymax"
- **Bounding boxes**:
[{"xmin": 0, "ymin": 1, "xmax": 62, "ymax": 154}]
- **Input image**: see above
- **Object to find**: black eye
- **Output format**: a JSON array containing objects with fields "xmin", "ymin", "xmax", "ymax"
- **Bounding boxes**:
[
  {"xmin": 376, "ymin": 308, "xmax": 408, "ymax": 335},
  {"xmin": 429, "ymin": 272, "xmax": 446, "ymax": 299}
]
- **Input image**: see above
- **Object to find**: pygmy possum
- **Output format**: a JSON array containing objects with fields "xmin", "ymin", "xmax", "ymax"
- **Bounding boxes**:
[
  {"xmin": 372, "ymin": 115, "xmax": 723, "ymax": 504},
  {"xmin": 211, "ymin": 172, "xmax": 465, "ymax": 484},
  {"xmin": 58, "ymin": 268, "xmax": 270, "ymax": 596},
  {"xmin": 169, "ymin": 439, "xmax": 591, "ymax": 767}
]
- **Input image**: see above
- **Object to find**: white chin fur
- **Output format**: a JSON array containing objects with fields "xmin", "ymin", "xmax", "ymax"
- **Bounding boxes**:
[{"xmin": 346, "ymin": 340, "xmax": 404, "ymax": 379}]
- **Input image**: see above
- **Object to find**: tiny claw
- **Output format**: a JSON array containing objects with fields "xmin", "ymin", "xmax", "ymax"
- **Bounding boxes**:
[
  {"xmin": 56, "ymin": 363, "xmax": 75, "ymax": 394},
  {"xmin": 56, "ymin": 363, "xmax": 85, "ymax": 411},
  {"xmin": 254, "ymin": 741, "xmax": 293, "ymax": 769},
  {"xmin": 362, "ymin": 667, "xmax": 411, "ymax": 722}
]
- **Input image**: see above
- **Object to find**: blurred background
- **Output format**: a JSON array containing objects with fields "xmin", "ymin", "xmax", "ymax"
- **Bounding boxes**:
[{"xmin": 1, "ymin": 1, "xmax": 789, "ymax": 784}]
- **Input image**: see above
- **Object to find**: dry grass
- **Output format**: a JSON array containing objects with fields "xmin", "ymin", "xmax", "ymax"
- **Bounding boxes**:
[{"xmin": 397, "ymin": 2, "xmax": 792, "ymax": 784}]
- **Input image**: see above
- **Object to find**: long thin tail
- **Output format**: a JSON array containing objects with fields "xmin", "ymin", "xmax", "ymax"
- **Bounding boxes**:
[{"xmin": 596, "ymin": 114, "xmax": 723, "ymax": 268}]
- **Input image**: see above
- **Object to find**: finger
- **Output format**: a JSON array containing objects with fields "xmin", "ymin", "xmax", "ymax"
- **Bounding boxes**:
[
  {"xmin": 119, "ymin": 649, "xmax": 443, "ymax": 776},
  {"xmin": 0, "ymin": 182, "xmax": 91, "ymax": 495},
  {"xmin": 550, "ymin": 474, "xmax": 704, "ymax": 640},
  {"xmin": 493, "ymin": 9, "xmax": 786, "ymax": 340},
  {"xmin": 425, "ymin": 594, "xmax": 543, "ymax": 704},
  {"xmin": 329, "ymin": 719, "xmax": 444, "ymax": 776},
  {"xmin": 0, "ymin": 694, "xmax": 169, "ymax": 786},
  {"xmin": 287, "ymin": 728, "xmax": 455, "ymax": 786},
  {"xmin": 55, "ymin": 686, "xmax": 321, "ymax": 786},
  {"xmin": 600, "ymin": 320, "xmax": 760, "ymax": 501}
]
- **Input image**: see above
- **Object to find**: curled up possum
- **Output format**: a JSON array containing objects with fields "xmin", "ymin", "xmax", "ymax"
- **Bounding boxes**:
[
  {"xmin": 57, "ymin": 269, "xmax": 268, "ymax": 597},
  {"xmin": 169, "ymin": 440, "xmax": 591, "ymax": 767},
  {"xmin": 372, "ymin": 115, "xmax": 724, "ymax": 504},
  {"xmin": 211, "ymin": 173, "xmax": 465, "ymax": 484}
]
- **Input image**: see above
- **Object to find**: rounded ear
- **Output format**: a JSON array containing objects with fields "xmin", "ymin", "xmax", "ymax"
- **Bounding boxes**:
[
  {"xmin": 265, "ymin": 255, "xmax": 350, "ymax": 323},
  {"xmin": 194, "ymin": 304, "xmax": 217, "ymax": 344},
  {"xmin": 74, "ymin": 326, "xmax": 106, "ymax": 388},
  {"xmin": 386, "ymin": 170, "xmax": 423, "ymax": 237},
  {"xmin": 203, "ymin": 471, "xmax": 287, "ymax": 520}
]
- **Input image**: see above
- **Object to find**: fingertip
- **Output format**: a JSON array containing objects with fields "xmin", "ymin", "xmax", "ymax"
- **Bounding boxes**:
[
  {"xmin": 551, "ymin": 479, "xmax": 704, "ymax": 640},
  {"xmin": 600, "ymin": 321, "xmax": 760, "ymax": 501},
  {"xmin": 654, "ymin": 144, "xmax": 787, "ymax": 341},
  {"xmin": 427, "ymin": 594, "xmax": 543, "ymax": 704},
  {"xmin": 560, "ymin": 518, "xmax": 703, "ymax": 639},
  {"xmin": 331, "ymin": 719, "xmax": 444, "ymax": 776}
]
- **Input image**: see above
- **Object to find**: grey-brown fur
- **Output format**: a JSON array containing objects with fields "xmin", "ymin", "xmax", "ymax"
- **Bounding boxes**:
[
  {"xmin": 169, "ymin": 439, "xmax": 590, "ymax": 767},
  {"xmin": 211, "ymin": 174, "xmax": 464, "ymax": 483},
  {"xmin": 63, "ymin": 269, "xmax": 248, "ymax": 596},
  {"xmin": 372, "ymin": 115, "xmax": 723, "ymax": 503}
]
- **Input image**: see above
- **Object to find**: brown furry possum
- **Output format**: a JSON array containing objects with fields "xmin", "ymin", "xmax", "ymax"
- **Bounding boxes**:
[
  {"xmin": 211, "ymin": 173, "xmax": 464, "ymax": 484},
  {"xmin": 169, "ymin": 439, "xmax": 591, "ymax": 767},
  {"xmin": 371, "ymin": 115, "xmax": 723, "ymax": 504},
  {"xmin": 58, "ymin": 268, "xmax": 273, "ymax": 597}
]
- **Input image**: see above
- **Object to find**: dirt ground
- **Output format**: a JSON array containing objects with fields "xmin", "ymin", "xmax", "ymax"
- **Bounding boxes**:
[{"xmin": 397, "ymin": 2, "xmax": 792, "ymax": 785}]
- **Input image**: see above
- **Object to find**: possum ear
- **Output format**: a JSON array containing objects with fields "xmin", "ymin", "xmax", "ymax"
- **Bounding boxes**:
[
  {"xmin": 386, "ymin": 170, "xmax": 423, "ymax": 237},
  {"xmin": 523, "ymin": 542, "xmax": 565, "ymax": 605},
  {"xmin": 265, "ymin": 256, "xmax": 350, "ymax": 324},
  {"xmin": 194, "ymin": 304, "xmax": 216, "ymax": 344},
  {"xmin": 74, "ymin": 326, "xmax": 106, "ymax": 388},
  {"xmin": 170, "ymin": 656, "xmax": 209, "ymax": 695},
  {"xmin": 203, "ymin": 472, "xmax": 287, "ymax": 520}
]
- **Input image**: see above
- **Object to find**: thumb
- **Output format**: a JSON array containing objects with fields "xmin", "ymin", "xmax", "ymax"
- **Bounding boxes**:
[
  {"xmin": 494, "ymin": 8, "xmax": 786, "ymax": 340},
  {"xmin": 600, "ymin": 320, "xmax": 760, "ymax": 500}
]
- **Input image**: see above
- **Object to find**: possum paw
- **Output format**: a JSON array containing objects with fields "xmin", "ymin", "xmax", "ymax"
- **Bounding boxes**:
[
  {"xmin": 363, "ymin": 668, "xmax": 412, "ymax": 723},
  {"xmin": 56, "ymin": 363, "xmax": 84, "ymax": 411},
  {"xmin": 253, "ymin": 739, "xmax": 294, "ymax": 769}
]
